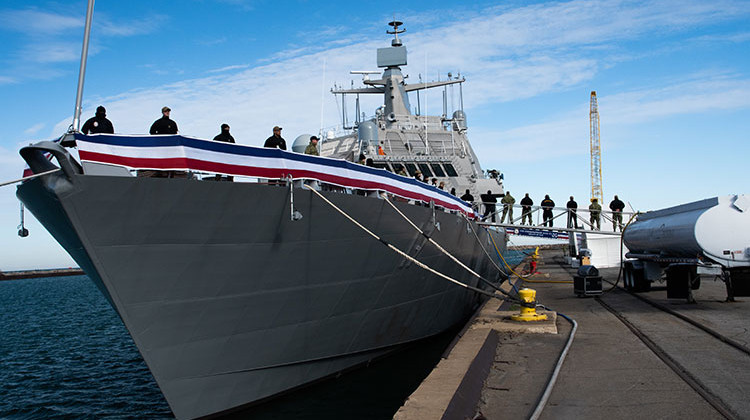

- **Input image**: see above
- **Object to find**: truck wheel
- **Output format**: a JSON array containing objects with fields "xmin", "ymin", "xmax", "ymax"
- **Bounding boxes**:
[
  {"xmin": 633, "ymin": 268, "xmax": 651, "ymax": 292},
  {"xmin": 623, "ymin": 263, "xmax": 634, "ymax": 290}
]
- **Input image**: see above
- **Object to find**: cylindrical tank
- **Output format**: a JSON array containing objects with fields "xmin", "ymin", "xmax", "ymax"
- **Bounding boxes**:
[
  {"xmin": 357, "ymin": 120, "xmax": 378, "ymax": 150},
  {"xmin": 623, "ymin": 195, "xmax": 750, "ymax": 267},
  {"xmin": 452, "ymin": 110, "xmax": 467, "ymax": 131},
  {"xmin": 292, "ymin": 134, "xmax": 315, "ymax": 153}
]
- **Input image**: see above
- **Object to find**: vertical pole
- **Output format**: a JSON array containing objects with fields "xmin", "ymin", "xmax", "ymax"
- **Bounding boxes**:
[
  {"xmin": 319, "ymin": 58, "xmax": 326, "ymax": 139},
  {"xmin": 71, "ymin": 0, "xmax": 96, "ymax": 132},
  {"xmin": 442, "ymin": 88, "xmax": 447, "ymax": 119},
  {"xmin": 459, "ymin": 81, "xmax": 464, "ymax": 112}
]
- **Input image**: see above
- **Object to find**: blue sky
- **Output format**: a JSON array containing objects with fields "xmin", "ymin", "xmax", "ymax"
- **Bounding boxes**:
[{"xmin": 1, "ymin": 0, "xmax": 749, "ymax": 269}]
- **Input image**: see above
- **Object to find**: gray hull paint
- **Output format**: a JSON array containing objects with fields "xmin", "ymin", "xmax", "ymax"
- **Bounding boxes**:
[{"xmin": 17, "ymin": 174, "xmax": 505, "ymax": 419}]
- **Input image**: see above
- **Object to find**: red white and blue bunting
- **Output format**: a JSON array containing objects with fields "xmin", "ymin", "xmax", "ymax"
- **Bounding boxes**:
[{"xmin": 75, "ymin": 133, "xmax": 475, "ymax": 216}]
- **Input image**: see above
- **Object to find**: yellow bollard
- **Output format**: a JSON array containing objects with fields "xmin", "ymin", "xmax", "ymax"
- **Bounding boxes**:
[{"xmin": 511, "ymin": 288, "xmax": 548, "ymax": 322}]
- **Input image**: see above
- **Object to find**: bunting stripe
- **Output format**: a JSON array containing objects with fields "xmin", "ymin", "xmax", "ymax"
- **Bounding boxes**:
[{"xmin": 75, "ymin": 134, "xmax": 475, "ymax": 216}]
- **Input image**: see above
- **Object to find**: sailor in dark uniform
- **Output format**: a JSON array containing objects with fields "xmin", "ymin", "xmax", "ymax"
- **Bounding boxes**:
[
  {"xmin": 480, "ymin": 190, "xmax": 502, "ymax": 222},
  {"xmin": 81, "ymin": 106, "xmax": 114, "ymax": 134},
  {"xmin": 149, "ymin": 106, "xmax": 178, "ymax": 135},
  {"xmin": 263, "ymin": 126, "xmax": 286, "ymax": 149},
  {"xmin": 212, "ymin": 124, "xmax": 235, "ymax": 181},
  {"xmin": 213, "ymin": 124, "xmax": 235, "ymax": 143}
]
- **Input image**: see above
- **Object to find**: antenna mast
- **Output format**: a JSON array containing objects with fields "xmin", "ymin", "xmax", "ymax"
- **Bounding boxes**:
[
  {"xmin": 387, "ymin": 20, "xmax": 405, "ymax": 46},
  {"xmin": 70, "ymin": 0, "xmax": 96, "ymax": 133},
  {"xmin": 590, "ymin": 91, "xmax": 603, "ymax": 203}
]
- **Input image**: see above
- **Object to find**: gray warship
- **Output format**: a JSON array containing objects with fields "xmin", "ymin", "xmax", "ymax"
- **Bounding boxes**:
[{"xmin": 16, "ymin": 21, "xmax": 508, "ymax": 419}]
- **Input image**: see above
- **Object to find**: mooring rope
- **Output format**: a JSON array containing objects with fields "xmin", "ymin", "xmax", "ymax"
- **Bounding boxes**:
[
  {"xmin": 303, "ymin": 185, "xmax": 510, "ymax": 301},
  {"xmin": 461, "ymin": 213, "xmax": 508, "ymax": 276},
  {"xmin": 0, "ymin": 169, "xmax": 61, "ymax": 188},
  {"xmin": 380, "ymin": 193, "xmax": 518, "ymax": 300},
  {"xmin": 381, "ymin": 194, "xmax": 511, "ymax": 297}
]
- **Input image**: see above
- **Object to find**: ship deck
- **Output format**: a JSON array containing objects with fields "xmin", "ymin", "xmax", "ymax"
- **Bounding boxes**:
[{"xmin": 397, "ymin": 248, "xmax": 750, "ymax": 419}]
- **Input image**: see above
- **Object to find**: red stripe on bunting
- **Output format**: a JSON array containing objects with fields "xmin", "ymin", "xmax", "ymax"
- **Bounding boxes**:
[{"xmin": 79, "ymin": 151, "xmax": 472, "ymax": 214}]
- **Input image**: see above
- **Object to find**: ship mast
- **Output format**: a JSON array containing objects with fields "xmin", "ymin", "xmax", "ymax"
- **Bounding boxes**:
[{"xmin": 70, "ymin": 0, "xmax": 96, "ymax": 133}]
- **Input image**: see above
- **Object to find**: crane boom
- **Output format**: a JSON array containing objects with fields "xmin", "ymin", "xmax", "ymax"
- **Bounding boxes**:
[{"xmin": 590, "ymin": 91, "xmax": 603, "ymax": 203}]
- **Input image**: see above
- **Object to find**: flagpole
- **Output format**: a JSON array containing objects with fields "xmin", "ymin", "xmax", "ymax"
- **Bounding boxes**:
[{"xmin": 71, "ymin": 0, "xmax": 95, "ymax": 133}]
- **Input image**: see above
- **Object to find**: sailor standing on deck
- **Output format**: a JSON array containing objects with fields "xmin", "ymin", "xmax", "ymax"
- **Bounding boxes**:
[
  {"xmin": 304, "ymin": 136, "xmax": 320, "ymax": 156},
  {"xmin": 81, "ymin": 106, "xmax": 114, "ymax": 134},
  {"xmin": 500, "ymin": 191, "xmax": 515, "ymax": 224},
  {"xmin": 149, "ymin": 106, "xmax": 178, "ymax": 135},
  {"xmin": 212, "ymin": 124, "xmax": 235, "ymax": 181},
  {"xmin": 263, "ymin": 126, "xmax": 287, "ymax": 150},
  {"xmin": 213, "ymin": 123, "xmax": 235, "ymax": 143}
]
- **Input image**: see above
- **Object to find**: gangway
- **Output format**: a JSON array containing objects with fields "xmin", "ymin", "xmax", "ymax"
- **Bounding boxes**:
[
  {"xmin": 472, "ymin": 202, "xmax": 632, "ymax": 268},
  {"xmin": 473, "ymin": 202, "xmax": 635, "ymax": 233},
  {"xmin": 477, "ymin": 221, "xmax": 622, "ymax": 237}
]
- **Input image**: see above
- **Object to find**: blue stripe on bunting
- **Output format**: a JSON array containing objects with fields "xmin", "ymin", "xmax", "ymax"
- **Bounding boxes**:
[{"xmin": 75, "ymin": 133, "xmax": 471, "ymax": 208}]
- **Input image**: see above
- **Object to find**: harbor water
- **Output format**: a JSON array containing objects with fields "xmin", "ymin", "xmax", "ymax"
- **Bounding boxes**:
[{"xmin": 0, "ymin": 250, "xmax": 526, "ymax": 418}]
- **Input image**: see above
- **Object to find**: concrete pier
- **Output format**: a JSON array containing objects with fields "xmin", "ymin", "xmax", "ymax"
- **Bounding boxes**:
[
  {"xmin": 0, "ymin": 267, "xmax": 84, "ymax": 281},
  {"xmin": 396, "ymin": 248, "xmax": 750, "ymax": 419}
]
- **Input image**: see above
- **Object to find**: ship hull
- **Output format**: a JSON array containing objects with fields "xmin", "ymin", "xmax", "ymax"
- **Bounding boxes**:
[{"xmin": 17, "ymin": 173, "xmax": 505, "ymax": 419}]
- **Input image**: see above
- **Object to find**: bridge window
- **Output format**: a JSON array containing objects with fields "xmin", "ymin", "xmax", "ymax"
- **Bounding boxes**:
[
  {"xmin": 418, "ymin": 163, "xmax": 433, "ymax": 178},
  {"xmin": 404, "ymin": 163, "xmax": 418, "ymax": 176},
  {"xmin": 443, "ymin": 163, "xmax": 458, "ymax": 177},
  {"xmin": 430, "ymin": 164, "xmax": 446, "ymax": 177},
  {"xmin": 372, "ymin": 162, "xmax": 391, "ymax": 172}
]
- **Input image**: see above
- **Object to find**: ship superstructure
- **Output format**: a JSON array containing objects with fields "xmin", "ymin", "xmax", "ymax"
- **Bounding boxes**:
[{"xmin": 293, "ymin": 21, "xmax": 504, "ymax": 200}]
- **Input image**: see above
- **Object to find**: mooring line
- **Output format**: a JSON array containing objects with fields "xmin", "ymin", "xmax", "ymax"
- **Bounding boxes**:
[
  {"xmin": 380, "ymin": 193, "xmax": 517, "ymax": 300},
  {"xmin": 0, "ymin": 168, "xmax": 61, "ymax": 188},
  {"xmin": 303, "ymin": 185, "xmax": 509, "ymax": 300}
]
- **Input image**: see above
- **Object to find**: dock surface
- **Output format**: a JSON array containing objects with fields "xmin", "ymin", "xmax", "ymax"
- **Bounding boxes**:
[
  {"xmin": 0, "ymin": 268, "xmax": 84, "ymax": 280},
  {"xmin": 397, "ymin": 248, "xmax": 750, "ymax": 419}
]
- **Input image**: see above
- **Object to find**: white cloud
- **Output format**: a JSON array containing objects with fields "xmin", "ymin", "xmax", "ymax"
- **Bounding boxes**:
[
  {"xmin": 0, "ymin": 7, "xmax": 165, "ymax": 84},
  {"xmin": 49, "ymin": 0, "xmax": 750, "ymax": 159},
  {"xmin": 23, "ymin": 123, "xmax": 45, "ymax": 136},
  {"xmin": 207, "ymin": 64, "xmax": 251, "ymax": 73},
  {"xmin": 96, "ymin": 14, "xmax": 167, "ymax": 37},
  {"xmin": 26, "ymin": 42, "xmax": 83, "ymax": 63},
  {"xmin": 469, "ymin": 71, "xmax": 750, "ymax": 166},
  {"xmin": 0, "ymin": 9, "xmax": 82, "ymax": 35}
]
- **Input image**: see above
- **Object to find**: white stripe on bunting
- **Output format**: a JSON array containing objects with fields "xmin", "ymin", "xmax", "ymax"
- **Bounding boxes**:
[{"xmin": 75, "ymin": 134, "xmax": 475, "ymax": 215}]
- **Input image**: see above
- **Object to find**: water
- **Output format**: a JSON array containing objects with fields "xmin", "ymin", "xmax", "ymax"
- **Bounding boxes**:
[
  {"xmin": 0, "ymin": 275, "xmax": 468, "ymax": 419},
  {"xmin": 0, "ymin": 276, "xmax": 172, "ymax": 418}
]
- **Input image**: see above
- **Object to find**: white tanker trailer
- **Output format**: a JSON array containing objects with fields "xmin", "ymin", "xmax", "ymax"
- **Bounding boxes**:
[{"xmin": 622, "ymin": 195, "xmax": 750, "ymax": 301}]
